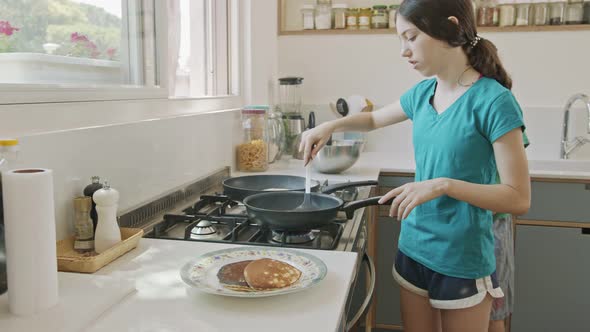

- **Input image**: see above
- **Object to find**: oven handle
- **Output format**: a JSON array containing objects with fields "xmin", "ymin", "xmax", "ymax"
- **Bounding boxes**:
[{"xmin": 345, "ymin": 252, "xmax": 376, "ymax": 332}]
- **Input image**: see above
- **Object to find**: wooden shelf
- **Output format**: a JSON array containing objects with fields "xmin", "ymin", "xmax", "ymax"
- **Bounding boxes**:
[{"xmin": 279, "ymin": 24, "xmax": 590, "ymax": 36}]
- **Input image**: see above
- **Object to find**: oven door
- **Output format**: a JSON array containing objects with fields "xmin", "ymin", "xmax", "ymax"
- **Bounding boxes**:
[
  {"xmin": 345, "ymin": 252, "xmax": 375, "ymax": 331},
  {"xmin": 342, "ymin": 215, "xmax": 376, "ymax": 331}
]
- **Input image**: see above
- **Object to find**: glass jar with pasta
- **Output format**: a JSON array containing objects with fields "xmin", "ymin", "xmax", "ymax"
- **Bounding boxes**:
[{"xmin": 237, "ymin": 108, "xmax": 269, "ymax": 172}]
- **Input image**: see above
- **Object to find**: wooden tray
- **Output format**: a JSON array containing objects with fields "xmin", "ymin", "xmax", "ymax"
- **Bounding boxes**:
[{"xmin": 57, "ymin": 227, "xmax": 143, "ymax": 273}]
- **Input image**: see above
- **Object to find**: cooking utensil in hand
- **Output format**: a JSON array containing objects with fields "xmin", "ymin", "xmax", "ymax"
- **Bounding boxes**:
[
  {"xmin": 294, "ymin": 163, "xmax": 314, "ymax": 210},
  {"xmin": 243, "ymin": 180, "xmax": 389, "ymax": 231}
]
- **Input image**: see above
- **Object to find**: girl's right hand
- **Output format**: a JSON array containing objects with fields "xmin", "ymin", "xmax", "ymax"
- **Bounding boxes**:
[{"xmin": 298, "ymin": 122, "xmax": 335, "ymax": 166}]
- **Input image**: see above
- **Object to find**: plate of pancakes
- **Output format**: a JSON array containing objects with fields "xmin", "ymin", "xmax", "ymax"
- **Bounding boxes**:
[{"xmin": 180, "ymin": 247, "xmax": 328, "ymax": 297}]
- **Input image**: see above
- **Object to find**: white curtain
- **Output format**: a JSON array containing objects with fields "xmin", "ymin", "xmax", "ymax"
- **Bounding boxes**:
[{"xmin": 167, "ymin": 0, "xmax": 181, "ymax": 96}]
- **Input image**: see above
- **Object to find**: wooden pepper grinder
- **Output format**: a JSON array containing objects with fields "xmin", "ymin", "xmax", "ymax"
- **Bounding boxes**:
[{"xmin": 93, "ymin": 181, "xmax": 121, "ymax": 253}]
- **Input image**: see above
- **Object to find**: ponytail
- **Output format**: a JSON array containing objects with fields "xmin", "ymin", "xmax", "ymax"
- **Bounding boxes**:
[{"xmin": 464, "ymin": 38, "xmax": 512, "ymax": 90}]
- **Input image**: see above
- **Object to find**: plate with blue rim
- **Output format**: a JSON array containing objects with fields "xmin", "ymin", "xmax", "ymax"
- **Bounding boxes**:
[{"xmin": 180, "ymin": 246, "xmax": 328, "ymax": 298}]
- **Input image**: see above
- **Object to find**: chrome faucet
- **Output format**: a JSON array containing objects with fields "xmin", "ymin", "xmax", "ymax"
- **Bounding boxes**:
[{"xmin": 560, "ymin": 93, "xmax": 590, "ymax": 159}]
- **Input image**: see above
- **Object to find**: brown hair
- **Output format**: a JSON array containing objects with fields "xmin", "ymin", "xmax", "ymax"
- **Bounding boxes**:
[{"xmin": 398, "ymin": 0, "xmax": 512, "ymax": 90}]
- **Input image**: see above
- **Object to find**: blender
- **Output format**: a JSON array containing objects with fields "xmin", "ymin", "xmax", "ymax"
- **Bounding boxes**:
[{"xmin": 277, "ymin": 77, "xmax": 304, "ymax": 155}]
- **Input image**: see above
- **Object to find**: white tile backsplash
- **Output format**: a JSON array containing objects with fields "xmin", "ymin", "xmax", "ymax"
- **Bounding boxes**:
[{"xmin": 10, "ymin": 109, "xmax": 241, "ymax": 240}]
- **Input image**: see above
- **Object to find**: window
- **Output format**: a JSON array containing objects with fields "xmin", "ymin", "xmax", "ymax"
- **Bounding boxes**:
[
  {"xmin": 0, "ymin": 0, "xmax": 158, "ymax": 86},
  {"xmin": 0, "ymin": 0, "xmax": 243, "ymax": 105},
  {"xmin": 0, "ymin": 0, "xmax": 163, "ymax": 103},
  {"xmin": 173, "ymin": 0, "xmax": 241, "ymax": 98}
]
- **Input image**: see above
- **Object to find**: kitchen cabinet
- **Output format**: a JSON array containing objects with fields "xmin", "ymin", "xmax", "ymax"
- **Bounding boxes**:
[
  {"xmin": 374, "ymin": 215, "xmax": 403, "ymax": 329},
  {"xmin": 367, "ymin": 174, "xmax": 414, "ymax": 330},
  {"xmin": 513, "ymin": 179, "xmax": 590, "ymax": 332},
  {"xmin": 520, "ymin": 181, "xmax": 590, "ymax": 224},
  {"xmin": 511, "ymin": 224, "xmax": 590, "ymax": 332}
]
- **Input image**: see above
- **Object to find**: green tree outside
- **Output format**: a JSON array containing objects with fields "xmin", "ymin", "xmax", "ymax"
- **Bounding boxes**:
[{"xmin": 0, "ymin": 0, "xmax": 121, "ymax": 60}]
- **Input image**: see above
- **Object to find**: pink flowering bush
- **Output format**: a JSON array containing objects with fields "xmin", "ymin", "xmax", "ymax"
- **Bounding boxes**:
[
  {"xmin": 67, "ymin": 32, "xmax": 117, "ymax": 60},
  {"xmin": 105, "ymin": 47, "xmax": 116, "ymax": 60},
  {"xmin": 0, "ymin": 21, "xmax": 20, "ymax": 52},
  {"xmin": 67, "ymin": 32, "xmax": 100, "ymax": 58}
]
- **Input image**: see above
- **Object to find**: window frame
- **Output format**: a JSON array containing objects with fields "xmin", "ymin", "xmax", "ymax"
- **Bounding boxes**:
[{"xmin": 0, "ymin": 0, "xmax": 169, "ymax": 105}]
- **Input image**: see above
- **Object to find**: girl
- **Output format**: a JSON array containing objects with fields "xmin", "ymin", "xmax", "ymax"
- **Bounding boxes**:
[{"xmin": 299, "ymin": 1, "xmax": 531, "ymax": 331}]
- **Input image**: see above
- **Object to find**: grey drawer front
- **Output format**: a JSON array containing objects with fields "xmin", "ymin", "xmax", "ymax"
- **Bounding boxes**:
[{"xmin": 521, "ymin": 181, "xmax": 590, "ymax": 223}]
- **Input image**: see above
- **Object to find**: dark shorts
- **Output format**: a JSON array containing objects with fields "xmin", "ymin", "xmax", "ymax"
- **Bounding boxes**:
[{"xmin": 393, "ymin": 250, "xmax": 504, "ymax": 310}]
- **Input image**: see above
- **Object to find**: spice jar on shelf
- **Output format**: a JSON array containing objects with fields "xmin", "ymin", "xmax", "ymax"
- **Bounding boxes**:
[
  {"xmin": 499, "ymin": 0, "xmax": 517, "ymax": 26},
  {"xmin": 237, "ymin": 108, "xmax": 268, "ymax": 172},
  {"xmin": 389, "ymin": 4, "xmax": 399, "ymax": 29},
  {"xmin": 358, "ymin": 7, "xmax": 372, "ymax": 29},
  {"xmin": 346, "ymin": 8, "xmax": 359, "ymax": 29},
  {"xmin": 565, "ymin": 0, "xmax": 584, "ymax": 24},
  {"xmin": 549, "ymin": 0, "xmax": 566, "ymax": 24},
  {"xmin": 301, "ymin": 4, "xmax": 315, "ymax": 30},
  {"xmin": 532, "ymin": 0, "xmax": 549, "ymax": 25},
  {"xmin": 315, "ymin": 0, "xmax": 332, "ymax": 30},
  {"xmin": 515, "ymin": 1, "xmax": 532, "ymax": 25},
  {"xmin": 477, "ymin": 0, "xmax": 499, "ymax": 26},
  {"xmin": 371, "ymin": 5, "xmax": 389, "ymax": 29},
  {"xmin": 333, "ymin": 4, "xmax": 348, "ymax": 29}
]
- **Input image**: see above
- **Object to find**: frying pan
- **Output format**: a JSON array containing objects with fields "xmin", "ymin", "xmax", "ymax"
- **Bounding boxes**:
[
  {"xmin": 222, "ymin": 175, "xmax": 375, "ymax": 202},
  {"xmin": 222, "ymin": 175, "xmax": 321, "ymax": 202},
  {"xmin": 243, "ymin": 183, "xmax": 391, "ymax": 231}
]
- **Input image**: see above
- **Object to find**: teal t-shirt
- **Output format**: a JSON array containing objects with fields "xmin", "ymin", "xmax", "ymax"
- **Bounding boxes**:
[{"xmin": 399, "ymin": 77, "xmax": 525, "ymax": 279}]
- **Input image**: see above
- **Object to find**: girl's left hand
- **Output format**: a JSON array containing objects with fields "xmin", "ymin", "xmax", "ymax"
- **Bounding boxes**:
[{"xmin": 378, "ymin": 178, "xmax": 448, "ymax": 220}]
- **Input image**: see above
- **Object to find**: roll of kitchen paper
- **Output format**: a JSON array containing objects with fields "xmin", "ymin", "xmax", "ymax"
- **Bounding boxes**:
[{"xmin": 1, "ymin": 168, "xmax": 58, "ymax": 316}]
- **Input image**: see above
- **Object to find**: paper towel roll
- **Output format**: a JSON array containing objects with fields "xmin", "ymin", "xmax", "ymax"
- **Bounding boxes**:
[{"xmin": 1, "ymin": 168, "xmax": 58, "ymax": 316}]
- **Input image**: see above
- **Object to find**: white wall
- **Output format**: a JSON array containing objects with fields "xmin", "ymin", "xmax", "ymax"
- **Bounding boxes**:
[{"xmin": 278, "ymin": 30, "xmax": 590, "ymax": 160}]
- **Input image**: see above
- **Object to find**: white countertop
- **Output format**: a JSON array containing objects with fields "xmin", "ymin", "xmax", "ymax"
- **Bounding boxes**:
[
  {"xmin": 0, "ymin": 273, "xmax": 135, "ymax": 332},
  {"xmin": 238, "ymin": 152, "xmax": 590, "ymax": 182},
  {"xmin": 84, "ymin": 239, "xmax": 358, "ymax": 332}
]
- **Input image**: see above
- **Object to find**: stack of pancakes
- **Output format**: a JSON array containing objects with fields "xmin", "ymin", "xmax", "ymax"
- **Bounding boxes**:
[{"xmin": 217, "ymin": 258, "xmax": 302, "ymax": 292}]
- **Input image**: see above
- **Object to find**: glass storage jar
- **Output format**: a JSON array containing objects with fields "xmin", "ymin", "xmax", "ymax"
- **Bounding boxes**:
[
  {"xmin": 237, "ymin": 108, "xmax": 268, "ymax": 172},
  {"xmin": 358, "ymin": 7, "xmax": 372, "ymax": 29},
  {"xmin": 301, "ymin": 4, "xmax": 315, "ymax": 30},
  {"xmin": 315, "ymin": 2, "xmax": 332, "ymax": 30},
  {"xmin": 332, "ymin": 4, "xmax": 348, "ymax": 29},
  {"xmin": 478, "ymin": 0, "xmax": 500, "ymax": 26},
  {"xmin": 389, "ymin": 5, "xmax": 399, "ymax": 29},
  {"xmin": 371, "ymin": 5, "xmax": 389, "ymax": 29},
  {"xmin": 346, "ymin": 8, "xmax": 359, "ymax": 29},
  {"xmin": 532, "ymin": 0, "xmax": 549, "ymax": 25},
  {"xmin": 549, "ymin": 0, "xmax": 566, "ymax": 24},
  {"xmin": 565, "ymin": 0, "xmax": 584, "ymax": 23},
  {"xmin": 499, "ymin": 0, "xmax": 517, "ymax": 26},
  {"xmin": 515, "ymin": 1, "xmax": 532, "ymax": 25},
  {"xmin": 346, "ymin": 8, "xmax": 359, "ymax": 30}
]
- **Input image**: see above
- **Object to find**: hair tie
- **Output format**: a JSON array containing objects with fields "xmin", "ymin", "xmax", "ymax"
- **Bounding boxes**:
[{"xmin": 470, "ymin": 35, "xmax": 482, "ymax": 48}]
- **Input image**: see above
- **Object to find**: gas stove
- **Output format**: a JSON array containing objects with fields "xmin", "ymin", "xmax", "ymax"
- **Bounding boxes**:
[
  {"xmin": 145, "ymin": 191, "xmax": 353, "ymax": 250},
  {"xmin": 119, "ymin": 168, "xmax": 371, "ymax": 252}
]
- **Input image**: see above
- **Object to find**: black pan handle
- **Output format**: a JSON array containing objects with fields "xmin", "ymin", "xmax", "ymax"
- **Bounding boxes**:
[
  {"xmin": 342, "ymin": 196, "xmax": 394, "ymax": 219},
  {"xmin": 321, "ymin": 180, "xmax": 378, "ymax": 195}
]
